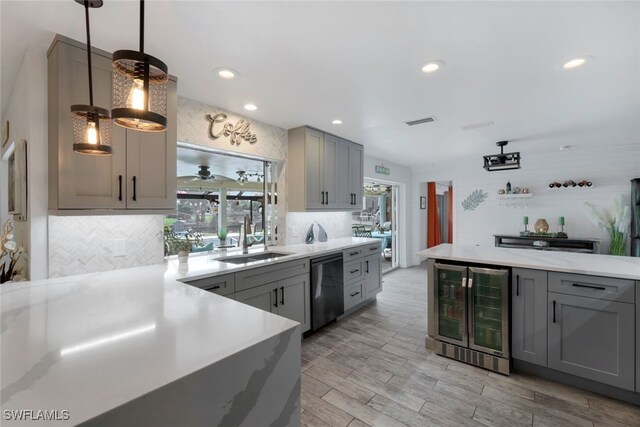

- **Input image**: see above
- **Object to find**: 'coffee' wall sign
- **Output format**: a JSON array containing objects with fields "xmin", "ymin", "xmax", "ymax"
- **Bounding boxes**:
[{"xmin": 206, "ymin": 113, "xmax": 257, "ymax": 145}]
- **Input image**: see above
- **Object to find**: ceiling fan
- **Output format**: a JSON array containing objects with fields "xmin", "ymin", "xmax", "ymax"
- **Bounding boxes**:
[{"xmin": 178, "ymin": 165, "xmax": 241, "ymax": 184}]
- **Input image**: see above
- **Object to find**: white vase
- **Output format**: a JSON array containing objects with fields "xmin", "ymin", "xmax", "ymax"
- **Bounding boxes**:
[{"xmin": 178, "ymin": 250, "xmax": 189, "ymax": 263}]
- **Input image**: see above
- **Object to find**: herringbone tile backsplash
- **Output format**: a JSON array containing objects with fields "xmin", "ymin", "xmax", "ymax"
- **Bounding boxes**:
[{"xmin": 48, "ymin": 215, "xmax": 164, "ymax": 278}]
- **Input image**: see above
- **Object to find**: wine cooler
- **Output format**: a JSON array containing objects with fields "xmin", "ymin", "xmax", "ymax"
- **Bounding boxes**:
[{"xmin": 426, "ymin": 259, "xmax": 511, "ymax": 374}]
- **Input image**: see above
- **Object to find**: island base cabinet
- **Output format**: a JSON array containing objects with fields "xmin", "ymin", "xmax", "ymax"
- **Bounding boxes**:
[
  {"xmin": 511, "ymin": 268, "xmax": 548, "ymax": 366},
  {"xmin": 548, "ymin": 292, "xmax": 635, "ymax": 391},
  {"xmin": 364, "ymin": 253, "xmax": 382, "ymax": 298},
  {"xmin": 236, "ymin": 275, "xmax": 310, "ymax": 333}
]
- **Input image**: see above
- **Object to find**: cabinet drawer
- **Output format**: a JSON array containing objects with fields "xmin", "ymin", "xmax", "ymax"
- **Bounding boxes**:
[
  {"xmin": 364, "ymin": 243, "xmax": 381, "ymax": 255},
  {"xmin": 548, "ymin": 272, "xmax": 635, "ymax": 303},
  {"xmin": 343, "ymin": 246, "xmax": 364, "ymax": 262},
  {"xmin": 183, "ymin": 273, "xmax": 235, "ymax": 297},
  {"xmin": 235, "ymin": 258, "xmax": 310, "ymax": 292},
  {"xmin": 344, "ymin": 259, "xmax": 365, "ymax": 283},
  {"xmin": 344, "ymin": 281, "xmax": 365, "ymax": 311}
]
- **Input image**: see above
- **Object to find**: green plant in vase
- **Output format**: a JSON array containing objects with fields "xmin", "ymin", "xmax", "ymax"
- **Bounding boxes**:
[
  {"xmin": 217, "ymin": 227, "xmax": 228, "ymax": 247},
  {"xmin": 584, "ymin": 196, "xmax": 631, "ymax": 256}
]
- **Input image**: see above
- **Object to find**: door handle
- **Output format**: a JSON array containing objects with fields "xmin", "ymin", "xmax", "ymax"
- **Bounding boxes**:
[
  {"xmin": 552, "ymin": 300, "xmax": 556, "ymax": 323},
  {"xmin": 280, "ymin": 286, "xmax": 285, "ymax": 305},
  {"xmin": 321, "ymin": 191, "xmax": 325, "ymax": 205},
  {"xmin": 366, "ymin": 260, "xmax": 369, "ymax": 273},
  {"xmin": 273, "ymin": 288, "xmax": 278, "ymax": 308},
  {"xmin": 572, "ymin": 283, "xmax": 606, "ymax": 291},
  {"xmin": 468, "ymin": 278, "xmax": 473, "ymax": 289},
  {"xmin": 461, "ymin": 277, "xmax": 467, "ymax": 288},
  {"xmin": 516, "ymin": 275, "xmax": 520, "ymax": 296},
  {"xmin": 326, "ymin": 191, "xmax": 329, "ymax": 204},
  {"xmin": 132, "ymin": 176, "xmax": 137, "ymax": 201},
  {"xmin": 117, "ymin": 175, "xmax": 123, "ymax": 201}
]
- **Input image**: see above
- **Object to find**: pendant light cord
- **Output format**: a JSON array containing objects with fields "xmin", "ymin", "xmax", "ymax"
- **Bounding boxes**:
[
  {"xmin": 84, "ymin": 0, "xmax": 94, "ymax": 106},
  {"xmin": 139, "ymin": 0, "xmax": 145, "ymax": 52}
]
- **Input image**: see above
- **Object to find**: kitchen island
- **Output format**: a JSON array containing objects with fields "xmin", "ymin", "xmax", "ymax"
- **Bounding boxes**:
[
  {"xmin": 1, "ymin": 237, "xmax": 378, "ymax": 426},
  {"xmin": 418, "ymin": 243, "xmax": 640, "ymax": 405}
]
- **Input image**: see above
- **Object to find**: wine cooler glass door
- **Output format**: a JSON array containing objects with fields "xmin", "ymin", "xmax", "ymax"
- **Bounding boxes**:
[
  {"xmin": 468, "ymin": 267, "xmax": 510, "ymax": 358},
  {"xmin": 434, "ymin": 263, "xmax": 468, "ymax": 347}
]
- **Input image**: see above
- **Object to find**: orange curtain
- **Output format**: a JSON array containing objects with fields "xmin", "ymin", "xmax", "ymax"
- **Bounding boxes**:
[
  {"xmin": 447, "ymin": 185, "xmax": 453, "ymax": 243},
  {"xmin": 427, "ymin": 182, "xmax": 441, "ymax": 248}
]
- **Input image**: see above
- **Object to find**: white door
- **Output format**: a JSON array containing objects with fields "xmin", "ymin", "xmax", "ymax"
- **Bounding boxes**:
[{"xmin": 391, "ymin": 185, "xmax": 400, "ymax": 269}]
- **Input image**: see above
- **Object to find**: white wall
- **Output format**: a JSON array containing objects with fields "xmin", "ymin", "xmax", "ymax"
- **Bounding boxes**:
[
  {"xmin": 412, "ymin": 144, "xmax": 640, "ymax": 263},
  {"xmin": 0, "ymin": 47, "xmax": 48, "ymax": 280},
  {"xmin": 363, "ymin": 155, "xmax": 413, "ymax": 268}
]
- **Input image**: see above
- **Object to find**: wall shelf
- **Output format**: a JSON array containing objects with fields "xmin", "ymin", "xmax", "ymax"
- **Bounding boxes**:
[{"xmin": 496, "ymin": 193, "xmax": 534, "ymax": 200}]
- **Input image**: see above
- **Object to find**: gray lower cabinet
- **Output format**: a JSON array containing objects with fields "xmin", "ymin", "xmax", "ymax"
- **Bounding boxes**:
[
  {"xmin": 364, "ymin": 253, "xmax": 382, "ymax": 298},
  {"xmin": 182, "ymin": 273, "xmax": 235, "ymax": 297},
  {"xmin": 511, "ymin": 268, "xmax": 547, "ymax": 366},
  {"xmin": 235, "ymin": 272, "xmax": 311, "ymax": 333},
  {"xmin": 637, "ymin": 281, "xmax": 639, "ymax": 392},
  {"xmin": 548, "ymin": 292, "xmax": 635, "ymax": 391}
]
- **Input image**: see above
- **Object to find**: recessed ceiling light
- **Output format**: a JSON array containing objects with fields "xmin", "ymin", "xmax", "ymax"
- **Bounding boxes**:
[
  {"xmin": 216, "ymin": 68, "xmax": 237, "ymax": 79},
  {"xmin": 562, "ymin": 57, "xmax": 589, "ymax": 69},
  {"xmin": 332, "ymin": 119, "xmax": 343, "ymax": 125},
  {"xmin": 244, "ymin": 104, "xmax": 257, "ymax": 111},
  {"xmin": 421, "ymin": 60, "xmax": 445, "ymax": 74}
]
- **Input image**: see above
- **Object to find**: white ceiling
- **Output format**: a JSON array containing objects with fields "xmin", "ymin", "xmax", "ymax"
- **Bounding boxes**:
[{"xmin": 2, "ymin": 1, "xmax": 639, "ymax": 168}]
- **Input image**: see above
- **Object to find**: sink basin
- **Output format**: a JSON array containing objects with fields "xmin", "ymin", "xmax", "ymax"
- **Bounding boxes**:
[{"xmin": 216, "ymin": 251, "xmax": 292, "ymax": 265}]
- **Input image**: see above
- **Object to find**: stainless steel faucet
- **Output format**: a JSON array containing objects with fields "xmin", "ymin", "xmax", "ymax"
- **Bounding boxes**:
[{"xmin": 242, "ymin": 215, "xmax": 251, "ymax": 254}]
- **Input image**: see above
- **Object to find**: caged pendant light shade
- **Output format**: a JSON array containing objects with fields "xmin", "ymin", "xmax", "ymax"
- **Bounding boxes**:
[
  {"xmin": 71, "ymin": 0, "xmax": 113, "ymax": 156},
  {"xmin": 111, "ymin": 0, "xmax": 168, "ymax": 132}
]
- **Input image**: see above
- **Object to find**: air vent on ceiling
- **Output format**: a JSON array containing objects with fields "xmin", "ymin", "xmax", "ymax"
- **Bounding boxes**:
[
  {"xmin": 405, "ymin": 116, "xmax": 436, "ymax": 126},
  {"xmin": 461, "ymin": 121, "xmax": 494, "ymax": 131}
]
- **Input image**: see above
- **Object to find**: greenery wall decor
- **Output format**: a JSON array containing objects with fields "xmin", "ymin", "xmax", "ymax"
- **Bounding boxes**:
[{"xmin": 462, "ymin": 190, "xmax": 489, "ymax": 211}]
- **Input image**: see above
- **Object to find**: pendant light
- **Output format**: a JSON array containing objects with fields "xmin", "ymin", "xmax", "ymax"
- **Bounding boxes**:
[
  {"xmin": 111, "ymin": 0, "xmax": 168, "ymax": 132},
  {"xmin": 71, "ymin": 0, "xmax": 112, "ymax": 156}
]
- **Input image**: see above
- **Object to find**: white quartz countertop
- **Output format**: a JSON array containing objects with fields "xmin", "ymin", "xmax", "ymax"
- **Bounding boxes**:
[
  {"xmin": 418, "ymin": 244, "xmax": 640, "ymax": 280},
  {"xmin": 1, "ymin": 237, "xmax": 378, "ymax": 425}
]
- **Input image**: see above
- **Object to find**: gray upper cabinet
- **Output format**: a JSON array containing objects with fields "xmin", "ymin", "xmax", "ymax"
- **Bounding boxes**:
[
  {"xmin": 548, "ymin": 292, "xmax": 635, "ymax": 391},
  {"xmin": 48, "ymin": 36, "xmax": 176, "ymax": 212},
  {"xmin": 288, "ymin": 126, "xmax": 364, "ymax": 211},
  {"xmin": 511, "ymin": 268, "xmax": 548, "ymax": 366}
]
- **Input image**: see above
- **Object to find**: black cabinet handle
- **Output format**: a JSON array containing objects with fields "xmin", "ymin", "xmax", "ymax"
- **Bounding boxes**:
[
  {"xmin": 350, "ymin": 269, "xmax": 359, "ymax": 274},
  {"xmin": 273, "ymin": 288, "xmax": 278, "ymax": 308},
  {"xmin": 280, "ymin": 286, "xmax": 285, "ymax": 305},
  {"xmin": 370, "ymin": 246, "xmax": 377, "ymax": 251},
  {"xmin": 118, "ymin": 175, "xmax": 123, "ymax": 201},
  {"xmin": 320, "ymin": 191, "xmax": 324, "ymax": 205},
  {"xmin": 572, "ymin": 283, "xmax": 606, "ymax": 291},
  {"xmin": 552, "ymin": 300, "xmax": 556, "ymax": 323},
  {"xmin": 349, "ymin": 251, "xmax": 359, "ymax": 256},
  {"xmin": 326, "ymin": 191, "xmax": 329, "ymax": 204},
  {"xmin": 132, "ymin": 176, "xmax": 137, "ymax": 201},
  {"xmin": 516, "ymin": 275, "xmax": 520, "ymax": 296},
  {"xmin": 366, "ymin": 260, "xmax": 369, "ymax": 274},
  {"xmin": 205, "ymin": 285, "xmax": 221, "ymax": 291},
  {"xmin": 350, "ymin": 291, "xmax": 360, "ymax": 297}
]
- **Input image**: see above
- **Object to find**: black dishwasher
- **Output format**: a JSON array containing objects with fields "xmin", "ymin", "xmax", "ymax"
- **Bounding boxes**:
[{"xmin": 309, "ymin": 254, "xmax": 344, "ymax": 333}]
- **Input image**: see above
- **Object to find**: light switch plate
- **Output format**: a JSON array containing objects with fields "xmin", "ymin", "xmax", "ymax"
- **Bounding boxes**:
[{"xmin": 114, "ymin": 238, "xmax": 126, "ymax": 257}]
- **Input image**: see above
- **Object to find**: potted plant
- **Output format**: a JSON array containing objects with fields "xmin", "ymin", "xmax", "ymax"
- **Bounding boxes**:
[
  {"xmin": 585, "ymin": 196, "xmax": 631, "ymax": 256},
  {"xmin": 1, "ymin": 220, "xmax": 27, "ymax": 284},
  {"xmin": 163, "ymin": 225, "xmax": 204, "ymax": 262},
  {"xmin": 217, "ymin": 227, "xmax": 228, "ymax": 247}
]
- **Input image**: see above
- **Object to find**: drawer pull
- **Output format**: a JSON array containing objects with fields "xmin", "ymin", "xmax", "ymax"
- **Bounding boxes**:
[
  {"xmin": 274, "ymin": 288, "xmax": 278, "ymax": 308},
  {"xmin": 369, "ymin": 247, "xmax": 377, "ymax": 251},
  {"xmin": 572, "ymin": 283, "xmax": 606, "ymax": 291},
  {"xmin": 350, "ymin": 269, "xmax": 359, "ymax": 274},
  {"xmin": 366, "ymin": 260, "xmax": 369, "ymax": 274},
  {"xmin": 349, "ymin": 251, "xmax": 359, "ymax": 256},
  {"xmin": 205, "ymin": 285, "xmax": 221, "ymax": 291},
  {"xmin": 516, "ymin": 275, "xmax": 519, "ymax": 296},
  {"xmin": 350, "ymin": 291, "xmax": 360, "ymax": 297},
  {"xmin": 552, "ymin": 300, "xmax": 556, "ymax": 323}
]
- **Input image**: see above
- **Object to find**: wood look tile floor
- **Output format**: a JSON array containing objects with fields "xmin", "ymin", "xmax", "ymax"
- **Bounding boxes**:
[{"xmin": 300, "ymin": 264, "xmax": 640, "ymax": 427}]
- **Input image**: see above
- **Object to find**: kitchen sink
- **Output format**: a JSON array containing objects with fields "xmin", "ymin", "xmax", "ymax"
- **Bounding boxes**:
[{"xmin": 216, "ymin": 251, "xmax": 292, "ymax": 265}]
